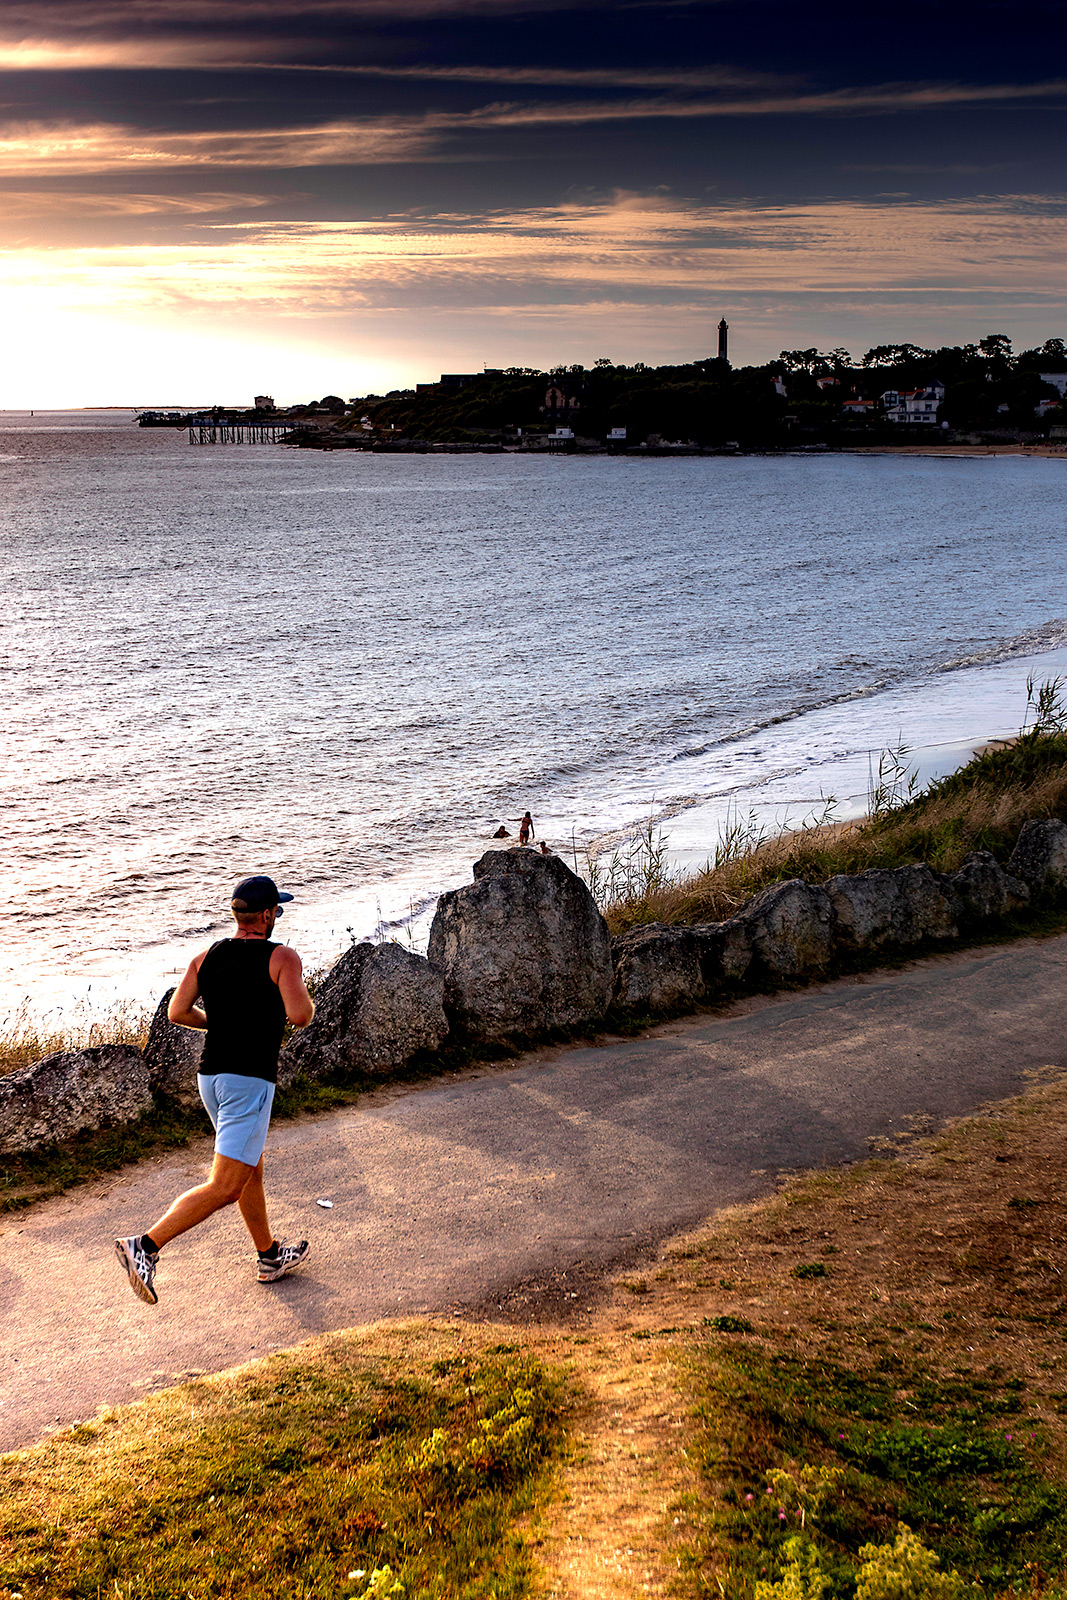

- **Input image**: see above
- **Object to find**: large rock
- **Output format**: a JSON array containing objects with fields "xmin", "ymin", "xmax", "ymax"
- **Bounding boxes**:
[
  {"xmin": 828, "ymin": 863, "xmax": 958, "ymax": 951},
  {"xmin": 612, "ymin": 924, "xmax": 707, "ymax": 1012},
  {"xmin": 950, "ymin": 851, "xmax": 1030, "ymax": 922},
  {"xmin": 280, "ymin": 941, "xmax": 448, "ymax": 1085},
  {"xmin": 0, "ymin": 1045, "xmax": 152, "ymax": 1156},
  {"xmin": 144, "ymin": 987, "xmax": 204, "ymax": 1104},
  {"xmin": 722, "ymin": 879, "xmax": 834, "ymax": 980},
  {"xmin": 1008, "ymin": 818, "xmax": 1067, "ymax": 895},
  {"xmin": 428, "ymin": 848, "xmax": 613, "ymax": 1045}
]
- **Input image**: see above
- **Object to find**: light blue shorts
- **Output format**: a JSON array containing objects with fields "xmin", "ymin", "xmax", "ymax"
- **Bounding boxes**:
[{"xmin": 197, "ymin": 1073, "xmax": 276, "ymax": 1167}]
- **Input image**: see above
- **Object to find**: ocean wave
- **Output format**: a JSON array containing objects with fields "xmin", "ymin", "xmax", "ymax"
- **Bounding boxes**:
[{"xmin": 937, "ymin": 619, "xmax": 1067, "ymax": 672}]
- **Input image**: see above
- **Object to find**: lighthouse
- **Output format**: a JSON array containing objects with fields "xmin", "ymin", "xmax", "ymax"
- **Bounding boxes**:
[{"xmin": 718, "ymin": 317, "xmax": 729, "ymax": 364}]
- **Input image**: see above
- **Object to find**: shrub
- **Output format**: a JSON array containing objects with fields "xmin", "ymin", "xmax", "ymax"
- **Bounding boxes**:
[
  {"xmin": 755, "ymin": 1537, "xmax": 831, "ymax": 1600},
  {"xmin": 855, "ymin": 1523, "xmax": 967, "ymax": 1600}
]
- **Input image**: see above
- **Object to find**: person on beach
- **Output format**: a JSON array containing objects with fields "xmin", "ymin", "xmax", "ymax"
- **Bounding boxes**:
[
  {"xmin": 114, "ymin": 874, "xmax": 315, "ymax": 1306},
  {"xmin": 517, "ymin": 811, "xmax": 535, "ymax": 846}
]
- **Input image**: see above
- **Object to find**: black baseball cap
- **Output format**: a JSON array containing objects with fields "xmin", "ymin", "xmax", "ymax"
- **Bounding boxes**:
[{"xmin": 231, "ymin": 875, "xmax": 295, "ymax": 912}]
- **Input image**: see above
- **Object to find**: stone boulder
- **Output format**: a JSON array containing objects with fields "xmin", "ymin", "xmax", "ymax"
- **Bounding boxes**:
[
  {"xmin": 143, "ymin": 987, "xmax": 204, "ymax": 1104},
  {"xmin": 696, "ymin": 918, "xmax": 754, "ymax": 985},
  {"xmin": 950, "ymin": 851, "xmax": 1030, "ymax": 922},
  {"xmin": 827, "ymin": 863, "xmax": 958, "ymax": 951},
  {"xmin": 612, "ymin": 924, "xmax": 707, "ymax": 1012},
  {"xmin": 427, "ymin": 848, "xmax": 613, "ymax": 1045},
  {"xmin": 721, "ymin": 879, "xmax": 834, "ymax": 980},
  {"xmin": 1008, "ymin": 817, "xmax": 1067, "ymax": 896},
  {"xmin": 280, "ymin": 941, "xmax": 448, "ymax": 1085},
  {"xmin": 0, "ymin": 1045, "xmax": 152, "ymax": 1156}
]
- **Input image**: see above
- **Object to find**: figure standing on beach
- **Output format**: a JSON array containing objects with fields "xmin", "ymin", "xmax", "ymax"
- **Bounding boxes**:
[
  {"xmin": 115, "ymin": 874, "xmax": 315, "ymax": 1306},
  {"xmin": 517, "ymin": 811, "xmax": 535, "ymax": 846}
]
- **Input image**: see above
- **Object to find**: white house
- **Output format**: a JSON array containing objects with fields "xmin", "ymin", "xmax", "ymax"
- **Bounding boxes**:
[{"xmin": 881, "ymin": 379, "xmax": 945, "ymax": 424}]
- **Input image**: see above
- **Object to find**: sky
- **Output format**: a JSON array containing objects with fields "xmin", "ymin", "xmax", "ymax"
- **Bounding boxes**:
[{"xmin": 1, "ymin": 0, "xmax": 1065, "ymax": 405}]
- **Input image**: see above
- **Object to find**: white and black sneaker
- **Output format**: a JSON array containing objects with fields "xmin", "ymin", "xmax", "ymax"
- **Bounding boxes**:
[
  {"xmin": 257, "ymin": 1240, "xmax": 310, "ymax": 1283},
  {"xmin": 115, "ymin": 1236, "xmax": 159, "ymax": 1305}
]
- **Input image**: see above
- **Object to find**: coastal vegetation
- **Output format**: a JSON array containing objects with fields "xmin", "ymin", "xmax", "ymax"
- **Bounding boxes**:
[
  {"xmin": 600, "ymin": 721, "xmax": 1067, "ymax": 937},
  {"xmin": 0, "ymin": 997, "xmax": 150, "ymax": 1077},
  {"xmin": 331, "ymin": 333, "xmax": 1067, "ymax": 449}
]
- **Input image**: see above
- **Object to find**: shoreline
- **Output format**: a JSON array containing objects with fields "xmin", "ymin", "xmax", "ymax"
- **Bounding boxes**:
[
  {"xmin": 0, "ymin": 726, "xmax": 1040, "ymax": 1058},
  {"xmin": 290, "ymin": 437, "xmax": 1067, "ymax": 459}
]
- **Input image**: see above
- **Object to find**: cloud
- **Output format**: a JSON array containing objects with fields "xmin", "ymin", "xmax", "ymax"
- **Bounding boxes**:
[
  {"xmin": 0, "ymin": 188, "xmax": 273, "ymax": 218},
  {"xmin": 4, "ymin": 188, "xmax": 1066, "ymax": 404},
  {"xmin": 1, "ymin": 77, "xmax": 1065, "ymax": 176},
  {"xmin": 3, "ymin": 193, "xmax": 1065, "ymax": 320},
  {"xmin": 0, "ymin": 0, "xmax": 613, "ymax": 37},
  {"xmin": 0, "ymin": 118, "xmax": 435, "ymax": 172},
  {"xmin": 0, "ymin": 34, "xmax": 256, "ymax": 68},
  {"xmin": 0, "ymin": 36, "xmax": 772, "ymax": 81}
]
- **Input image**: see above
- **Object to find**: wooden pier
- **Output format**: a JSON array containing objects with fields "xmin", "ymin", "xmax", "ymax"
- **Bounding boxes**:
[{"xmin": 188, "ymin": 420, "xmax": 296, "ymax": 445}]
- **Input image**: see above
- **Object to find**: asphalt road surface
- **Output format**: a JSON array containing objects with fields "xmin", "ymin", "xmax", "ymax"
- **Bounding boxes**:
[{"xmin": 2, "ymin": 934, "xmax": 1065, "ymax": 1453}]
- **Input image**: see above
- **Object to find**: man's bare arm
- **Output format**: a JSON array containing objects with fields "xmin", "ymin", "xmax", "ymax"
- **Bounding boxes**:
[
  {"xmin": 272, "ymin": 945, "xmax": 316, "ymax": 1028},
  {"xmin": 168, "ymin": 955, "xmax": 207, "ymax": 1030}
]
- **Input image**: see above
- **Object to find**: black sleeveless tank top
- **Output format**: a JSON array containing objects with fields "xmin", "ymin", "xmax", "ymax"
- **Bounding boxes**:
[{"xmin": 197, "ymin": 939, "xmax": 287, "ymax": 1084}]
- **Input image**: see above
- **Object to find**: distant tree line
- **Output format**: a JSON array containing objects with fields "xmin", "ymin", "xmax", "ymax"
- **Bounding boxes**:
[{"xmin": 336, "ymin": 334, "xmax": 1067, "ymax": 447}]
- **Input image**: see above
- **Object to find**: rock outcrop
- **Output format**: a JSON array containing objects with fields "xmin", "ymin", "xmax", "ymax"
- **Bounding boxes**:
[
  {"xmin": 951, "ymin": 851, "xmax": 1030, "ymax": 921},
  {"xmin": 280, "ymin": 941, "xmax": 448, "ymax": 1085},
  {"xmin": 723, "ymin": 879, "xmax": 834, "ymax": 980},
  {"xmin": 612, "ymin": 923, "xmax": 708, "ymax": 1011},
  {"xmin": 0, "ymin": 1045, "xmax": 152, "ymax": 1155},
  {"xmin": 1008, "ymin": 818, "xmax": 1067, "ymax": 895},
  {"xmin": 827, "ymin": 863, "xmax": 958, "ymax": 950},
  {"xmin": 428, "ymin": 848, "xmax": 613, "ymax": 1044},
  {"xmin": 3, "ymin": 812, "xmax": 1065, "ymax": 1156},
  {"xmin": 143, "ymin": 988, "xmax": 204, "ymax": 1104}
]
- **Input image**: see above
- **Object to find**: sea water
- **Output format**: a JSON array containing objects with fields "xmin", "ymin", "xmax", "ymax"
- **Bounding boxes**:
[{"xmin": 2, "ymin": 412, "xmax": 1065, "ymax": 1020}]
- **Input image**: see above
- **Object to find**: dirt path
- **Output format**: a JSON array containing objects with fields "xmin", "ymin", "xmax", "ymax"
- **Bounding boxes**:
[{"xmin": 3, "ymin": 933, "xmax": 1065, "ymax": 1454}]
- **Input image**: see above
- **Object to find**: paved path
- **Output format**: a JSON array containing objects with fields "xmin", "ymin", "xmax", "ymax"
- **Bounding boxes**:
[{"xmin": 3, "ymin": 935, "xmax": 1065, "ymax": 1453}]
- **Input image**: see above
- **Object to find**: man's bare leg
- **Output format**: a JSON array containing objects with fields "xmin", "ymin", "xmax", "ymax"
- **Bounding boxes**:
[
  {"xmin": 236, "ymin": 1156, "xmax": 274, "ymax": 1253},
  {"xmin": 145, "ymin": 1153, "xmax": 258, "ymax": 1249}
]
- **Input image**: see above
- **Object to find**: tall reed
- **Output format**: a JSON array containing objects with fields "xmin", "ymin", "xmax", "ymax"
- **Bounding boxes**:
[{"xmin": 602, "ymin": 725, "xmax": 1067, "ymax": 936}]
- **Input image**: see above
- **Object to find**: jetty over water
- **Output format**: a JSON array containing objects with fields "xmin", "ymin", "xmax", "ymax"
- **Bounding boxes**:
[{"xmin": 188, "ymin": 419, "xmax": 296, "ymax": 444}]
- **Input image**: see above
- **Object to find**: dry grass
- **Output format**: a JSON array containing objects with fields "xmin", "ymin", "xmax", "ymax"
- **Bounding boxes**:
[
  {"xmin": 606, "ymin": 732, "xmax": 1067, "ymax": 934},
  {"xmin": 0, "ymin": 997, "xmax": 151, "ymax": 1078}
]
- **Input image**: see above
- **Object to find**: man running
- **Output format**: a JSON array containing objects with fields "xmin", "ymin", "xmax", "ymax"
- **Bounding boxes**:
[{"xmin": 115, "ymin": 873, "xmax": 315, "ymax": 1306}]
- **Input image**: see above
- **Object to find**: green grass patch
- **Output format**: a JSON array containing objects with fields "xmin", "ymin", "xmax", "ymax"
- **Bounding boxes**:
[
  {"xmin": 0, "ymin": 1334, "xmax": 571, "ymax": 1600},
  {"xmin": 681, "ymin": 1344, "xmax": 1067, "ymax": 1597}
]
